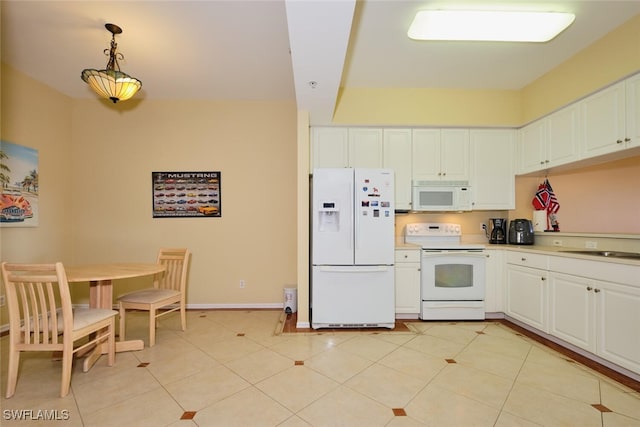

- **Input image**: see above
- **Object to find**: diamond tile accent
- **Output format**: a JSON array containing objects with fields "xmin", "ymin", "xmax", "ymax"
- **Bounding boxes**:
[
  {"xmin": 591, "ymin": 404, "xmax": 612, "ymax": 413},
  {"xmin": 393, "ymin": 408, "xmax": 407, "ymax": 416},
  {"xmin": 137, "ymin": 362, "xmax": 150, "ymax": 367},
  {"xmin": 181, "ymin": 411, "xmax": 197, "ymax": 420},
  {"xmin": 445, "ymin": 359, "xmax": 457, "ymax": 364}
]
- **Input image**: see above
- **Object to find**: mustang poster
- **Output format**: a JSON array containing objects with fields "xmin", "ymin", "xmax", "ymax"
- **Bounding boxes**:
[
  {"xmin": 1, "ymin": 141, "xmax": 39, "ymax": 227},
  {"xmin": 152, "ymin": 171, "xmax": 221, "ymax": 218}
]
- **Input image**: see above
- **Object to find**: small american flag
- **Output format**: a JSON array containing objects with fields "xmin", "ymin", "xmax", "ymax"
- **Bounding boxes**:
[{"xmin": 545, "ymin": 179, "xmax": 560, "ymax": 214}]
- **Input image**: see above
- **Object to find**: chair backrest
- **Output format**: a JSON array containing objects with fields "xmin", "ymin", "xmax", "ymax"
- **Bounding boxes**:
[
  {"xmin": 155, "ymin": 248, "xmax": 190, "ymax": 294},
  {"xmin": 1, "ymin": 262, "xmax": 73, "ymax": 347}
]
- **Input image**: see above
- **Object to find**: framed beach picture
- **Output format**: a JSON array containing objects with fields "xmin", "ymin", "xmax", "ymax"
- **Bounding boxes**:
[
  {"xmin": 152, "ymin": 171, "xmax": 221, "ymax": 218},
  {"xmin": 1, "ymin": 141, "xmax": 39, "ymax": 227}
]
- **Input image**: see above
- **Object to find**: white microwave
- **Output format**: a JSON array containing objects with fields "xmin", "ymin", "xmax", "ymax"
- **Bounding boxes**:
[{"xmin": 412, "ymin": 181, "xmax": 472, "ymax": 211}]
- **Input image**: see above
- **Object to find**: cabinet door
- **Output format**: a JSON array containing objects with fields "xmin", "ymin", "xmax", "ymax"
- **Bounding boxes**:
[
  {"xmin": 518, "ymin": 120, "xmax": 547, "ymax": 173},
  {"xmin": 348, "ymin": 128, "xmax": 383, "ymax": 168},
  {"xmin": 440, "ymin": 129, "xmax": 470, "ymax": 180},
  {"xmin": 412, "ymin": 129, "xmax": 441, "ymax": 181},
  {"xmin": 581, "ymin": 81, "xmax": 626, "ymax": 158},
  {"xmin": 596, "ymin": 281, "xmax": 640, "ymax": 374},
  {"xmin": 549, "ymin": 272, "xmax": 596, "ymax": 352},
  {"xmin": 383, "ymin": 129, "xmax": 412, "ymax": 210},
  {"xmin": 395, "ymin": 263, "xmax": 421, "ymax": 315},
  {"xmin": 484, "ymin": 250, "xmax": 503, "ymax": 313},
  {"xmin": 470, "ymin": 129, "xmax": 515, "ymax": 210},
  {"xmin": 311, "ymin": 127, "xmax": 349, "ymax": 169},
  {"xmin": 547, "ymin": 104, "xmax": 580, "ymax": 167},
  {"xmin": 506, "ymin": 265, "xmax": 548, "ymax": 332},
  {"xmin": 625, "ymin": 73, "xmax": 640, "ymax": 150}
]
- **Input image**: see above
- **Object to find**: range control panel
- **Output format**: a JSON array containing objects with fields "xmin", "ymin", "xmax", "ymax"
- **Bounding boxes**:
[{"xmin": 405, "ymin": 222, "xmax": 462, "ymax": 237}]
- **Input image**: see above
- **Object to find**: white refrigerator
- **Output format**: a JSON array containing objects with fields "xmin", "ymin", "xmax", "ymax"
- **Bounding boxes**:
[{"xmin": 311, "ymin": 168, "xmax": 395, "ymax": 329}]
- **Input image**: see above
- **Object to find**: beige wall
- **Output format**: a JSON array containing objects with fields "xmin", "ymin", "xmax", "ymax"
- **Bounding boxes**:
[
  {"xmin": 1, "ymin": 63, "xmax": 299, "ymax": 322},
  {"xmin": 1, "ymin": 64, "xmax": 74, "ymax": 325},
  {"xmin": 521, "ymin": 14, "xmax": 640, "ymax": 124},
  {"xmin": 69, "ymin": 98, "xmax": 298, "ymax": 306}
]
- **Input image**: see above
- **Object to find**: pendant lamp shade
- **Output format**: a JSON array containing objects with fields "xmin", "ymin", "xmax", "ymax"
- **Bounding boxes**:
[{"xmin": 81, "ymin": 24, "xmax": 141, "ymax": 103}]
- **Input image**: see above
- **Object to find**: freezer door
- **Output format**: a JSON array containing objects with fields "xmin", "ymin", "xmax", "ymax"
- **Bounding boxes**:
[
  {"xmin": 312, "ymin": 168, "xmax": 354, "ymax": 265},
  {"xmin": 311, "ymin": 265, "xmax": 395, "ymax": 329},
  {"xmin": 354, "ymin": 169, "xmax": 395, "ymax": 265}
]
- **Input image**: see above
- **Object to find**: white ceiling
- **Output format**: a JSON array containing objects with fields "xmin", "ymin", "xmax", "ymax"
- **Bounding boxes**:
[{"xmin": 2, "ymin": 1, "xmax": 640, "ymax": 125}]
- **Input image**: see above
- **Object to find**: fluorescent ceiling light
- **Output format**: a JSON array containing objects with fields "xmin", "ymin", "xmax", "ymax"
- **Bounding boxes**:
[{"xmin": 408, "ymin": 10, "xmax": 576, "ymax": 42}]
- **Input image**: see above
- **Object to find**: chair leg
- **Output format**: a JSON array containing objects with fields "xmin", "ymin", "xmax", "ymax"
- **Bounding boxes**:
[
  {"xmin": 60, "ymin": 340, "xmax": 73, "ymax": 397},
  {"xmin": 149, "ymin": 308, "xmax": 156, "ymax": 347},
  {"xmin": 119, "ymin": 304, "xmax": 126, "ymax": 341},
  {"xmin": 107, "ymin": 319, "xmax": 115, "ymax": 366},
  {"xmin": 180, "ymin": 302, "xmax": 187, "ymax": 332},
  {"xmin": 5, "ymin": 347, "xmax": 20, "ymax": 398}
]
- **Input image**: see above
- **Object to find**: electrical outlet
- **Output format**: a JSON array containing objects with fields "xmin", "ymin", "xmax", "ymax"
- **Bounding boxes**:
[
  {"xmin": 553, "ymin": 240, "xmax": 563, "ymax": 246},
  {"xmin": 480, "ymin": 223, "xmax": 487, "ymax": 232},
  {"xmin": 239, "ymin": 280, "xmax": 245, "ymax": 289},
  {"xmin": 0, "ymin": 295, "xmax": 5, "ymax": 307},
  {"xmin": 585, "ymin": 241, "xmax": 598, "ymax": 249}
]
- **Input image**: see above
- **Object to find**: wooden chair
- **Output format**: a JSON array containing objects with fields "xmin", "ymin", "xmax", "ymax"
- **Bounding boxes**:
[
  {"xmin": 1, "ymin": 262, "xmax": 117, "ymax": 398},
  {"xmin": 118, "ymin": 248, "xmax": 191, "ymax": 347}
]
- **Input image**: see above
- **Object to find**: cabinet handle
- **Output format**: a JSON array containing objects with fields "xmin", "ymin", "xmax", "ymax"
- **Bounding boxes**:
[
  {"xmin": 540, "ymin": 161, "xmax": 545, "ymax": 165},
  {"xmin": 521, "ymin": 257, "xmax": 527, "ymax": 261},
  {"xmin": 541, "ymin": 277, "xmax": 546, "ymax": 281},
  {"xmin": 594, "ymin": 288, "xmax": 601, "ymax": 293},
  {"xmin": 438, "ymin": 172, "xmax": 442, "ymax": 176},
  {"xmin": 545, "ymin": 159, "xmax": 550, "ymax": 163},
  {"xmin": 586, "ymin": 286, "xmax": 593, "ymax": 291},
  {"xmin": 616, "ymin": 139, "xmax": 623, "ymax": 144},
  {"xmin": 625, "ymin": 137, "xmax": 631, "ymax": 142}
]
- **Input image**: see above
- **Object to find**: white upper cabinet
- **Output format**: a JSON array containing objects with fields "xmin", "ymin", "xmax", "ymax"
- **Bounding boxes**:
[
  {"xmin": 625, "ymin": 72, "xmax": 640, "ymax": 150},
  {"xmin": 311, "ymin": 127, "xmax": 349, "ymax": 169},
  {"xmin": 412, "ymin": 129, "xmax": 469, "ymax": 181},
  {"xmin": 470, "ymin": 129, "xmax": 515, "ymax": 210},
  {"xmin": 382, "ymin": 129, "xmax": 412, "ymax": 210},
  {"xmin": 518, "ymin": 104, "xmax": 580, "ymax": 174},
  {"xmin": 581, "ymin": 81, "xmax": 627, "ymax": 158},
  {"xmin": 348, "ymin": 128, "xmax": 384, "ymax": 168},
  {"xmin": 311, "ymin": 127, "xmax": 383, "ymax": 169},
  {"xmin": 547, "ymin": 104, "xmax": 581, "ymax": 166},
  {"xmin": 518, "ymin": 120, "xmax": 547, "ymax": 173}
]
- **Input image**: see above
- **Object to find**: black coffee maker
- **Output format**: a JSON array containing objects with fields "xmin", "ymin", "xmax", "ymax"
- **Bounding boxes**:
[{"xmin": 488, "ymin": 218, "xmax": 507, "ymax": 244}]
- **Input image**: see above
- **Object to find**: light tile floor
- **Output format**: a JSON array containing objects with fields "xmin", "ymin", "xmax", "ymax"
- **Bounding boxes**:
[{"xmin": 1, "ymin": 310, "xmax": 639, "ymax": 426}]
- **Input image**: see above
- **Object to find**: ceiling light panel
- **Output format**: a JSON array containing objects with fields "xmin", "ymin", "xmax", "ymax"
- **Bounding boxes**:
[{"xmin": 408, "ymin": 10, "xmax": 576, "ymax": 42}]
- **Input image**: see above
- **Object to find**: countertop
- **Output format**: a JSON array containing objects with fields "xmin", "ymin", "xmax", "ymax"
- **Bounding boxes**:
[{"xmin": 395, "ymin": 241, "xmax": 640, "ymax": 266}]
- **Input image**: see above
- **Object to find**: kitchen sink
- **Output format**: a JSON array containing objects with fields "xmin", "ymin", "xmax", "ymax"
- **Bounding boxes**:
[{"xmin": 559, "ymin": 250, "xmax": 640, "ymax": 260}]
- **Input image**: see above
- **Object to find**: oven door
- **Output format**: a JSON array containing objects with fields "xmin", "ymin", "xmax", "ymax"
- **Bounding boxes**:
[{"xmin": 421, "ymin": 250, "xmax": 486, "ymax": 301}]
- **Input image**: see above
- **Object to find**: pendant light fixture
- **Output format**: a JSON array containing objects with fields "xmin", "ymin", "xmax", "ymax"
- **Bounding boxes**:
[{"xmin": 81, "ymin": 23, "xmax": 142, "ymax": 103}]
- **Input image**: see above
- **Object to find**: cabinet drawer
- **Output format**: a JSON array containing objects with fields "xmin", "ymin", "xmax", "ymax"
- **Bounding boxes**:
[
  {"xmin": 506, "ymin": 251, "xmax": 549, "ymax": 270},
  {"xmin": 395, "ymin": 249, "xmax": 421, "ymax": 263}
]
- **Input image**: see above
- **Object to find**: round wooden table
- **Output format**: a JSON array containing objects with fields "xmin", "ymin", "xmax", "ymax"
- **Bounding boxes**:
[{"xmin": 66, "ymin": 263, "xmax": 166, "ymax": 371}]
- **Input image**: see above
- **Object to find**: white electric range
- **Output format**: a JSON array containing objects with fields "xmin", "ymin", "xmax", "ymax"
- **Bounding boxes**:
[{"xmin": 405, "ymin": 223, "xmax": 486, "ymax": 320}]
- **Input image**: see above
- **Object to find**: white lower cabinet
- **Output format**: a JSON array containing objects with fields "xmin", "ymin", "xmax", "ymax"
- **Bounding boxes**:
[
  {"xmin": 596, "ymin": 280, "xmax": 640, "ymax": 374},
  {"xmin": 395, "ymin": 248, "xmax": 421, "ymax": 316},
  {"xmin": 484, "ymin": 249, "xmax": 504, "ymax": 313},
  {"xmin": 549, "ymin": 271, "xmax": 640, "ymax": 374},
  {"xmin": 506, "ymin": 264, "xmax": 548, "ymax": 333},
  {"xmin": 549, "ymin": 272, "xmax": 596, "ymax": 352}
]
